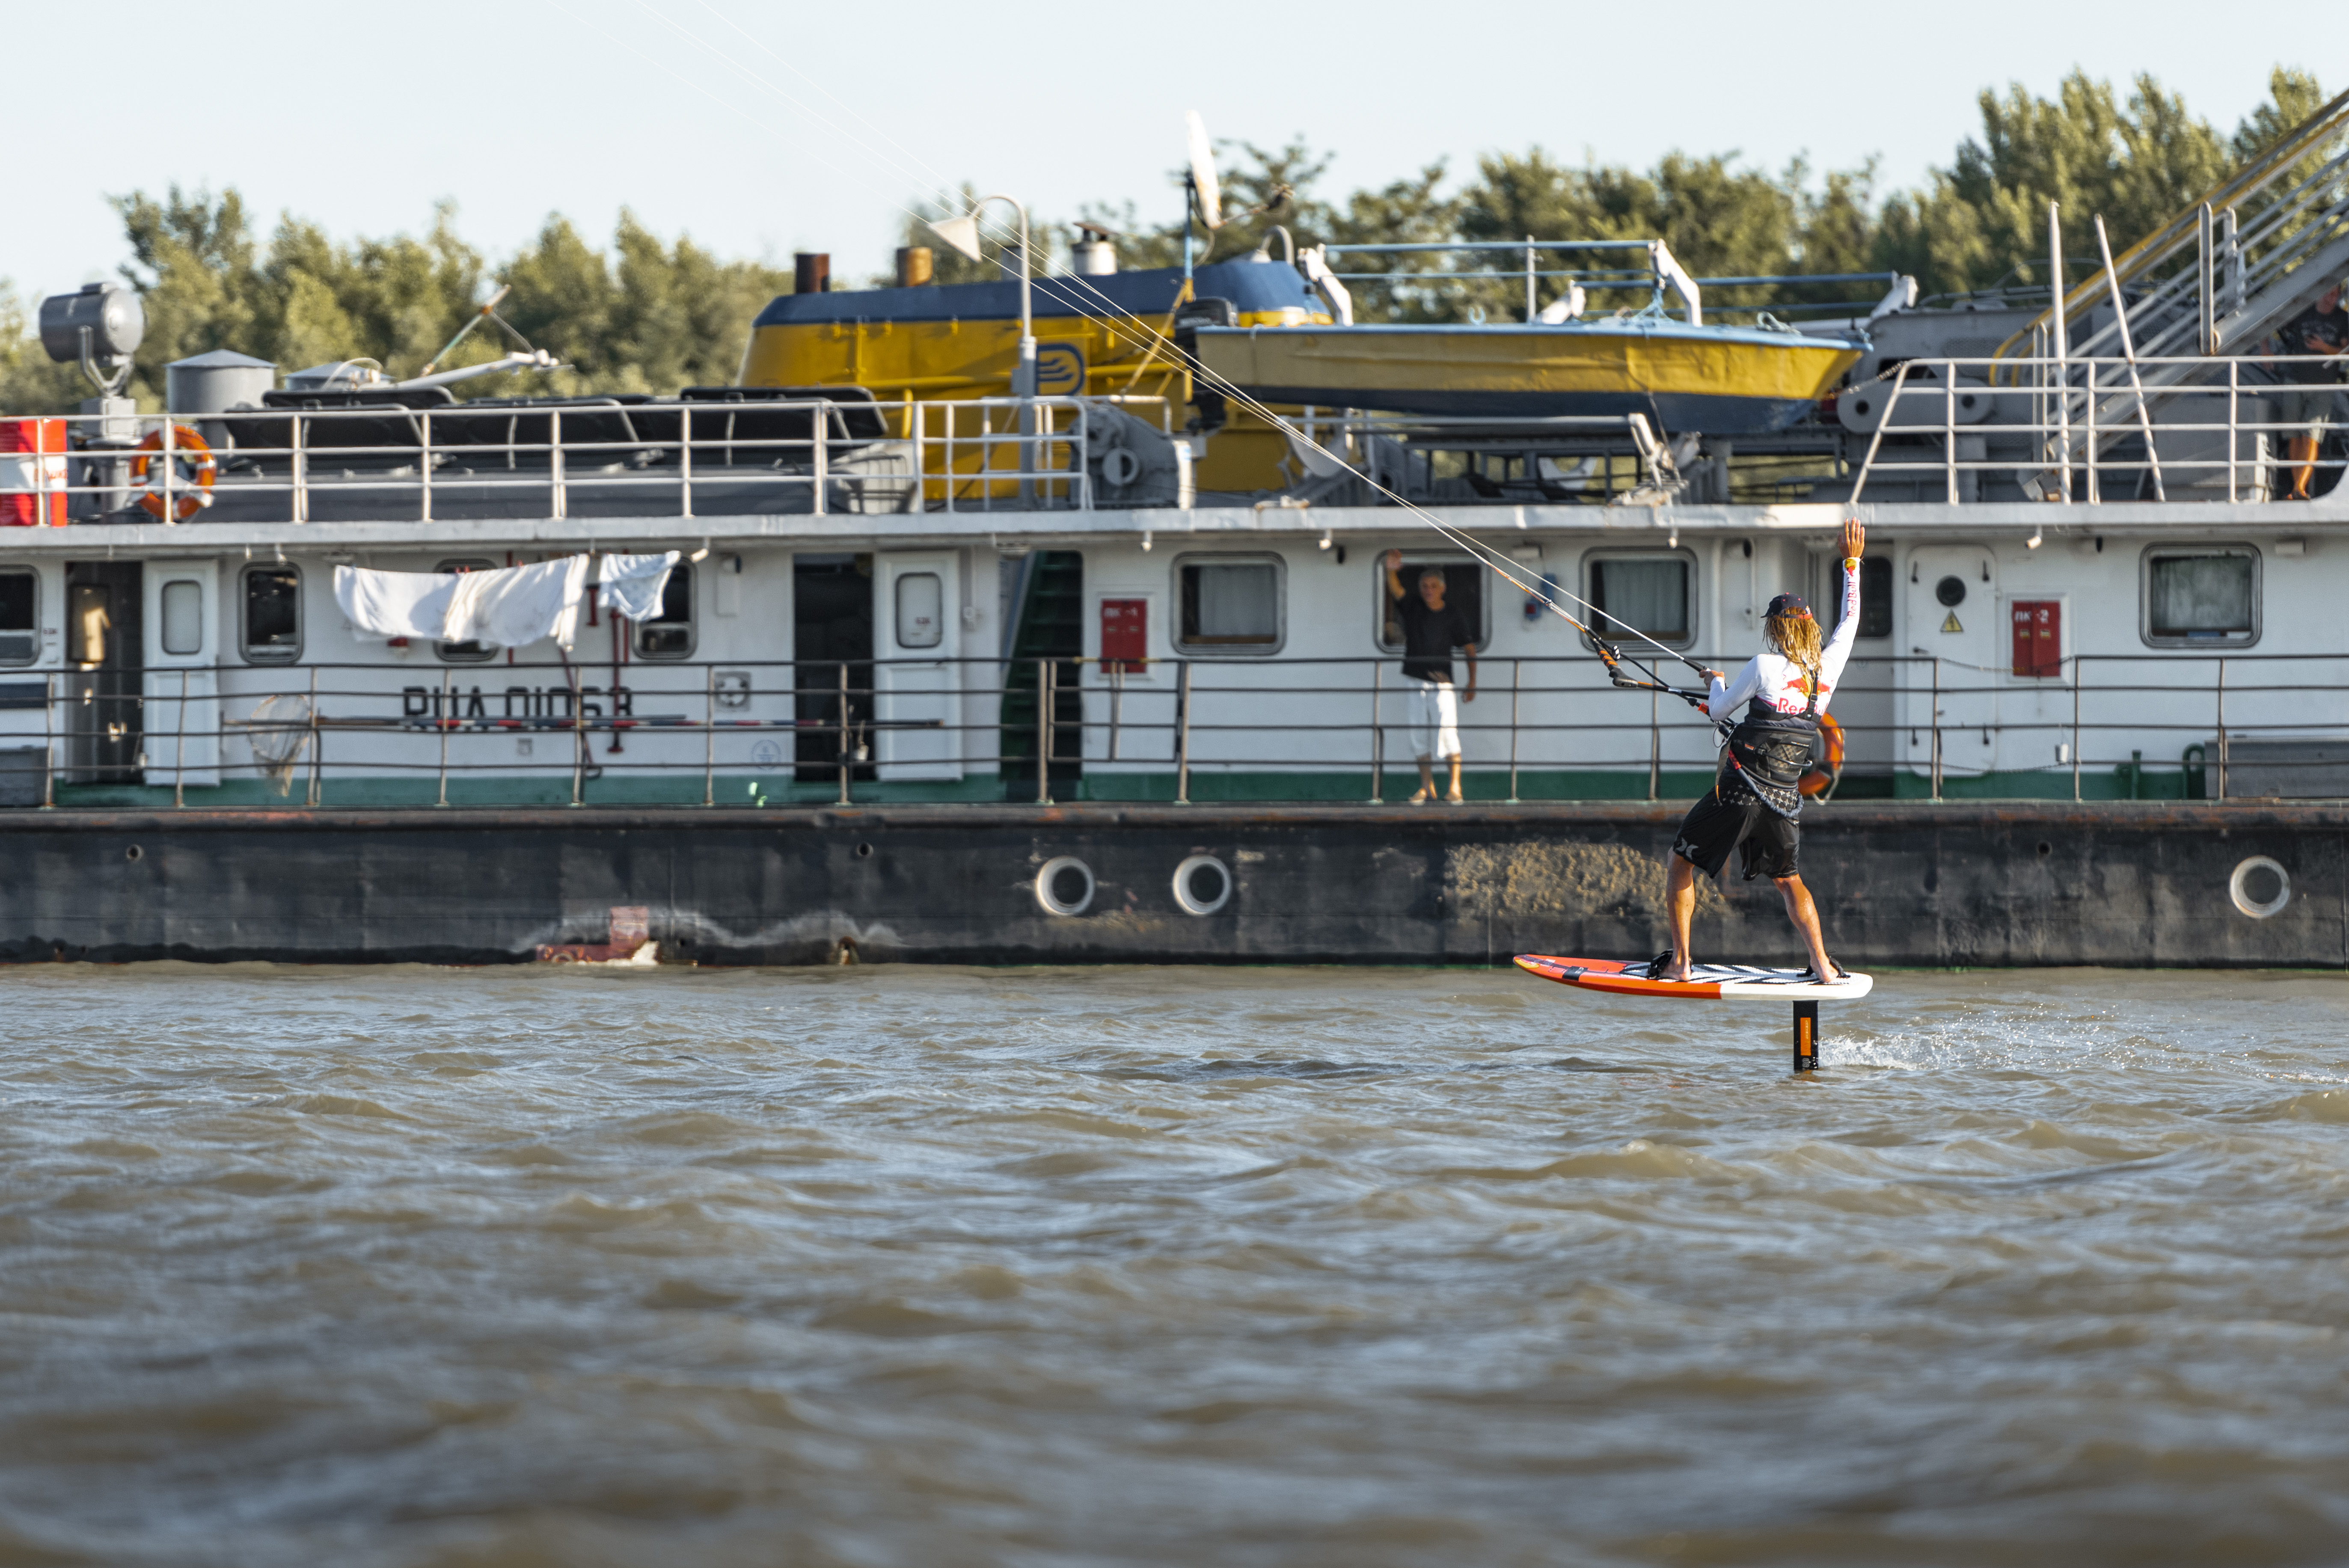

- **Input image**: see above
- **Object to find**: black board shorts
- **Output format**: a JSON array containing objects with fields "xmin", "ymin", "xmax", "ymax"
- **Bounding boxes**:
[{"xmin": 1672, "ymin": 785, "xmax": 1799, "ymax": 881}]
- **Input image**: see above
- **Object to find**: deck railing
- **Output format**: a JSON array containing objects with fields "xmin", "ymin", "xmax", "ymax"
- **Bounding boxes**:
[
  {"xmin": 11, "ymin": 650, "xmax": 2349, "ymax": 809},
  {"xmin": 0, "ymin": 393, "xmax": 1176, "ymax": 523},
  {"xmin": 1845, "ymin": 351, "xmax": 2349, "ymax": 505}
]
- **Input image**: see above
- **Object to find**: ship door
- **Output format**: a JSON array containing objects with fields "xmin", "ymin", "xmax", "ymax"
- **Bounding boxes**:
[
  {"xmin": 1901, "ymin": 546, "xmax": 1997, "ymax": 784},
  {"xmin": 145, "ymin": 561, "xmax": 222, "ymax": 789},
  {"xmin": 873, "ymin": 551, "xmax": 962, "ymax": 781},
  {"xmin": 65, "ymin": 561, "xmax": 143, "ymax": 784},
  {"xmin": 793, "ymin": 553, "xmax": 876, "ymax": 783}
]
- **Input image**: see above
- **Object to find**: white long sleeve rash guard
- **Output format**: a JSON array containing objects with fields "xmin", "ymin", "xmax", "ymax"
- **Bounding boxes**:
[{"xmin": 1702, "ymin": 558, "xmax": 1863, "ymax": 722}]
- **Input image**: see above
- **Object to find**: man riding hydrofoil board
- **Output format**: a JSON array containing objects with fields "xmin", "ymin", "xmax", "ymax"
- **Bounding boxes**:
[{"xmin": 1657, "ymin": 518, "xmax": 1866, "ymax": 985}]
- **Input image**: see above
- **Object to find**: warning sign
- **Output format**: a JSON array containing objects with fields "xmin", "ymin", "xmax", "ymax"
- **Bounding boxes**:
[{"xmin": 1941, "ymin": 611, "xmax": 1964, "ymax": 634}]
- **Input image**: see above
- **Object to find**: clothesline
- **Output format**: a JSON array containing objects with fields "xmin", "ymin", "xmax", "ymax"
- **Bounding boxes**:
[{"xmin": 333, "ymin": 551, "xmax": 677, "ymax": 652}]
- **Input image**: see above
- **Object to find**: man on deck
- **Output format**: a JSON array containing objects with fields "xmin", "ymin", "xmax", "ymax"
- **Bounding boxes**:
[
  {"xmin": 1383, "ymin": 550, "xmax": 1478, "ymax": 803},
  {"xmin": 1657, "ymin": 517, "xmax": 1866, "ymax": 984},
  {"xmin": 2269, "ymin": 283, "xmax": 2349, "ymax": 499}
]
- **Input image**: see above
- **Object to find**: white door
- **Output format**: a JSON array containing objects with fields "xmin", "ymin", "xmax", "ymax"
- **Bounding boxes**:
[
  {"xmin": 1901, "ymin": 546, "xmax": 1997, "ymax": 784},
  {"xmin": 874, "ymin": 551, "xmax": 962, "ymax": 780},
  {"xmin": 144, "ymin": 561, "xmax": 221, "ymax": 787}
]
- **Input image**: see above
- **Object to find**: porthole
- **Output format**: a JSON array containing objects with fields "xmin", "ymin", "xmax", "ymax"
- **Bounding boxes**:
[
  {"xmin": 2229, "ymin": 855, "xmax": 2290, "ymax": 919},
  {"xmin": 1935, "ymin": 575, "xmax": 1967, "ymax": 608},
  {"xmin": 855, "ymin": 841, "xmax": 876, "ymax": 859},
  {"xmin": 1034, "ymin": 855, "xmax": 1095, "ymax": 917},
  {"xmin": 1171, "ymin": 853, "xmax": 1232, "ymax": 916},
  {"xmin": 124, "ymin": 844, "xmax": 143, "ymax": 863}
]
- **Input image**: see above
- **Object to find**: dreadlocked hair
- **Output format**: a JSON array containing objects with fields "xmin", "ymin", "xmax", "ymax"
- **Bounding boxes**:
[{"xmin": 1766, "ymin": 611, "xmax": 1824, "ymax": 699}]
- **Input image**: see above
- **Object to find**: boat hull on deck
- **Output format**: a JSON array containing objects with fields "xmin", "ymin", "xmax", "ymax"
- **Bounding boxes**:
[{"xmin": 1195, "ymin": 321, "xmax": 1863, "ymax": 434}]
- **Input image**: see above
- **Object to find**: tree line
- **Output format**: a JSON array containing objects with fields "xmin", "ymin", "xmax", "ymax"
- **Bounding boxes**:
[{"xmin": 0, "ymin": 67, "xmax": 2331, "ymax": 416}]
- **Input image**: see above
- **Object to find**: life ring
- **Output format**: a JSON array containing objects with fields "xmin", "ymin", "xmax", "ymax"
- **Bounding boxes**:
[
  {"xmin": 1799, "ymin": 713, "xmax": 1844, "ymax": 798},
  {"xmin": 128, "ymin": 425, "xmax": 217, "ymax": 522}
]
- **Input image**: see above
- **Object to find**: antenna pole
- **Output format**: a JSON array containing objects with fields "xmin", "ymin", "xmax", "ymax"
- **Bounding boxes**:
[{"xmin": 1183, "ymin": 175, "xmax": 1196, "ymax": 282}]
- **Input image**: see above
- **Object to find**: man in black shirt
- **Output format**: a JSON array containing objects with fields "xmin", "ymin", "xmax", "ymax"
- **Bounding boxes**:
[
  {"xmin": 2269, "ymin": 283, "xmax": 2349, "ymax": 498},
  {"xmin": 1384, "ymin": 549, "xmax": 1478, "ymax": 802}
]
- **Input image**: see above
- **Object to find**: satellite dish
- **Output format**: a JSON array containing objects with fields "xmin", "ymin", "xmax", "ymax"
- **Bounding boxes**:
[
  {"xmin": 928, "ymin": 212, "xmax": 984, "ymax": 264},
  {"xmin": 1185, "ymin": 110, "xmax": 1222, "ymax": 230}
]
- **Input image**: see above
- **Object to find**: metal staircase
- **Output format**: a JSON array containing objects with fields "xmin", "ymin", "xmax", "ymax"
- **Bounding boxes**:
[{"xmin": 1994, "ymin": 87, "xmax": 2349, "ymax": 490}]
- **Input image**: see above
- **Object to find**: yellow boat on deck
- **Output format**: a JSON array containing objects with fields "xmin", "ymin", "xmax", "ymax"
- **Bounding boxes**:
[
  {"xmin": 1194, "ymin": 317, "xmax": 1863, "ymax": 434},
  {"xmin": 737, "ymin": 258, "xmax": 1331, "ymax": 493}
]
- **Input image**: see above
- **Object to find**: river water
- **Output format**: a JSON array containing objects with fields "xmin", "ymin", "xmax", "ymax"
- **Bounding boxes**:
[{"xmin": 2, "ymin": 962, "xmax": 2345, "ymax": 1566}]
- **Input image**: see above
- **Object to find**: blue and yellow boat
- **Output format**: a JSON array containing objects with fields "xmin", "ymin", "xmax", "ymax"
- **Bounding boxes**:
[
  {"xmin": 1191, "ymin": 316, "xmax": 1865, "ymax": 434},
  {"xmin": 739, "ymin": 258, "xmax": 1330, "ymax": 492}
]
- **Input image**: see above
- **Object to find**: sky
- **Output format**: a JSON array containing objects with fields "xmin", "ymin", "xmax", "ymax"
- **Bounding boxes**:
[{"xmin": 4, "ymin": 0, "xmax": 2326, "ymax": 306}]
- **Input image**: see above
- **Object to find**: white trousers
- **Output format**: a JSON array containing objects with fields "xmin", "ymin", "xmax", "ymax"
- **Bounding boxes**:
[{"xmin": 1407, "ymin": 678, "xmax": 1461, "ymax": 760}]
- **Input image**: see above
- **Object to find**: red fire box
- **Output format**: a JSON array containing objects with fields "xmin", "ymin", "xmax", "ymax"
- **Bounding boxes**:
[
  {"xmin": 1100, "ymin": 598, "xmax": 1147, "ymax": 672},
  {"xmin": 0, "ymin": 419, "xmax": 68, "ymax": 527},
  {"xmin": 2011, "ymin": 599, "xmax": 2062, "ymax": 677}
]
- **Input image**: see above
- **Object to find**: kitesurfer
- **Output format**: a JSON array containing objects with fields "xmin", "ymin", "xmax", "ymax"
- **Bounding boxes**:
[{"xmin": 1656, "ymin": 518, "xmax": 1865, "ymax": 984}]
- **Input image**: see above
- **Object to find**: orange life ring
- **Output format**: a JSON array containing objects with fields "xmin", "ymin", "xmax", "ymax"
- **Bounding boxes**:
[
  {"xmin": 1799, "ymin": 712, "xmax": 1845, "ymax": 797},
  {"xmin": 128, "ymin": 425, "xmax": 217, "ymax": 522}
]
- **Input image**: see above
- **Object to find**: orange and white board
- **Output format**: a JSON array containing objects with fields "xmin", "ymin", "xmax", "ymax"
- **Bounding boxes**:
[{"xmin": 1514, "ymin": 954, "xmax": 1873, "ymax": 1001}]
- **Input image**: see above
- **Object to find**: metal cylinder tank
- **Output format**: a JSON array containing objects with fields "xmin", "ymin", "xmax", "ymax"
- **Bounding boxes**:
[{"xmin": 166, "ymin": 349, "xmax": 277, "ymax": 450}]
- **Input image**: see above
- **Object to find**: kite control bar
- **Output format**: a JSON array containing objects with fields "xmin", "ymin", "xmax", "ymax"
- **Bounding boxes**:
[{"xmin": 1596, "ymin": 640, "xmax": 1713, "ymax": 710}]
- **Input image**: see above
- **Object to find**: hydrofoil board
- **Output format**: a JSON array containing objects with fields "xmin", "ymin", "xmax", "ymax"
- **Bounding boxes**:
[{"xmin": 1515, "ymin": 954, "xmax": 1872, "ymax": 1001}]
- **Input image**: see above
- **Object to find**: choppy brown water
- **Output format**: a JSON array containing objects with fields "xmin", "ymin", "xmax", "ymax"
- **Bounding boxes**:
[{"xmin": 3, "ymin": 963, "xmax": 2347, "ymax": 1567}]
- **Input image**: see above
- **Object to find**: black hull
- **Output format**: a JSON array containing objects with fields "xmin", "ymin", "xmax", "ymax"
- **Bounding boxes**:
[{"xmin": 0, "ymin": 802, "xmax": 2335, "ymax": 969}]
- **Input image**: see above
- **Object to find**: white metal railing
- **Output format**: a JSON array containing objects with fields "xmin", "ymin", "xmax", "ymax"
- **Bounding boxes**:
[
  {"xmin": 1847, "ymin": 351, "xmax": 2349, "ymax": 505},
  {"xmin": 7, "ymin": 651, "xmax": 2347, "ymax": 809},
  {"xmin": 0, "ymin": 393, "xmax": 1176, "ymax": 524}
]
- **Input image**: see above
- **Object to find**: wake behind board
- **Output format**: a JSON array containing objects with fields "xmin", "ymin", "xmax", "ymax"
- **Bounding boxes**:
[{"xmin": 1514, "ymin": 954, "xmax": 1873, "ymax": 1001}]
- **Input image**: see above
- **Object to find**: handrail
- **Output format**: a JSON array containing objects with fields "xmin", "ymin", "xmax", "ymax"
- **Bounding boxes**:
[
  {"xmin": 0, "ymin": 392, "xmax": 1179, "ymax": 523},
  {"xmin": 1843, "ymin": 350, "xmax": 2346, "ymax": 505},
  {"xmin": 21, "ymin": 649, "xmax": 2349, "ymax": 810},
  {"xmin": 1992, "ymin": 85, "xmax": 2349, "ymax": 365}
]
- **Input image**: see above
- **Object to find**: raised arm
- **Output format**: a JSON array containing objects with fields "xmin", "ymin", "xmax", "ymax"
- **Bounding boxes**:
[
  {"xmin": 1383, "ymin": 548, "xmax": 1406, "ymax": 601},
  {"xmin": 1818, "ymin": 517, "xmax": 1865, "ymax": 692}
]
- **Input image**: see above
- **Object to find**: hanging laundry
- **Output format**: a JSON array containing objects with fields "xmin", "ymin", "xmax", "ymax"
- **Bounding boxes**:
[
  {"xmin": 334, "ymin": 555, "xmax": 592, "ymax": 650},
  {"xmin": 597, "ymin": 551, "xmax": 680, "ymax": 622},
  {"xmin": 443, "ymin": 555, "xmax": 591, "ymax": 649}
]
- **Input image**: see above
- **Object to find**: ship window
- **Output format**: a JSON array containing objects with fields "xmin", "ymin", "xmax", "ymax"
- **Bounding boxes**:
[
  {"xmin": 895, "ymin": 571, "xmax": 943, "ymax": 649},
  {"xmin": 2142, "ymin": 545, "xmax": 2258, "ymax": 648},
  {"xmin": 160, "ymin": 580, "xmax": 203, "ymax": 655},
  {"xmin": 241, "ymin": 565, "xmax": 301, "ymax": 664},
  {"xmin": 635, "ymin": 562, "xmax": 695, "ymax": 659},
  {"xmin": 1377, "ymin": 555, "xmax": 1488, "ymax": 653},
  {"xmin": 0, "ymin": 570, "xmax": 35, "ymax": 665},
  {"xmin": 434, "ymin": 558, "xmax": 499, "ymax": 662},
  {"xmin": 1823, "ymin": 555, "xmax": 1893, "ymax": 638},
  {"xmin": 1176, "ymin": 555, "xmax": 1284, "ymax": 655},
  {"xmin": 1582, "ymin": 549, "xmax": 1695, "ymax": 647}
]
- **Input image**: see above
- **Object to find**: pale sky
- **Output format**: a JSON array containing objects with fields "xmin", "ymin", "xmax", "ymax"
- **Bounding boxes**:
[{"xmin": 4, "ymin": 0, "xmax": 2322, "ymax": 305}]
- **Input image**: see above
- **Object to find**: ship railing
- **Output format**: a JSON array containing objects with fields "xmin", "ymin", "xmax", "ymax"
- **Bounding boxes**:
[
  {"xmin": 0, "ymin": 393, "xmax": 1177, "ymax": 524},
  {"xmin": 1846, "ymin": 351, "xmax": 2349, "ymax": 505},
  {"xmin": 1320, "ymin": 239, "xmax": 1904, "ymax": 325},
  {"xmin": 13, "ymin": 651, "xmax": 2349, "ymax": 809},
  {"xmin": 2001, "ymin": 87, "xmax": 2349, "ymax": 372}
]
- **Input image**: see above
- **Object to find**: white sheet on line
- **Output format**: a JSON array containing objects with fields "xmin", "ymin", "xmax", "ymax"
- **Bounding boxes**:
[
  {"xmin": 334, "ymin": 555, "xmax": 593, "ymax": 650},
  {"xmin": 597, "ymin": 551, "xmax": 680, "ymax": 623}
]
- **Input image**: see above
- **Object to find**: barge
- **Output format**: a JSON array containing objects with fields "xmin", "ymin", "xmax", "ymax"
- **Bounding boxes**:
[{"xmin": 5, "ymin": 97, "xmax": 2349, "ymax": 968}]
